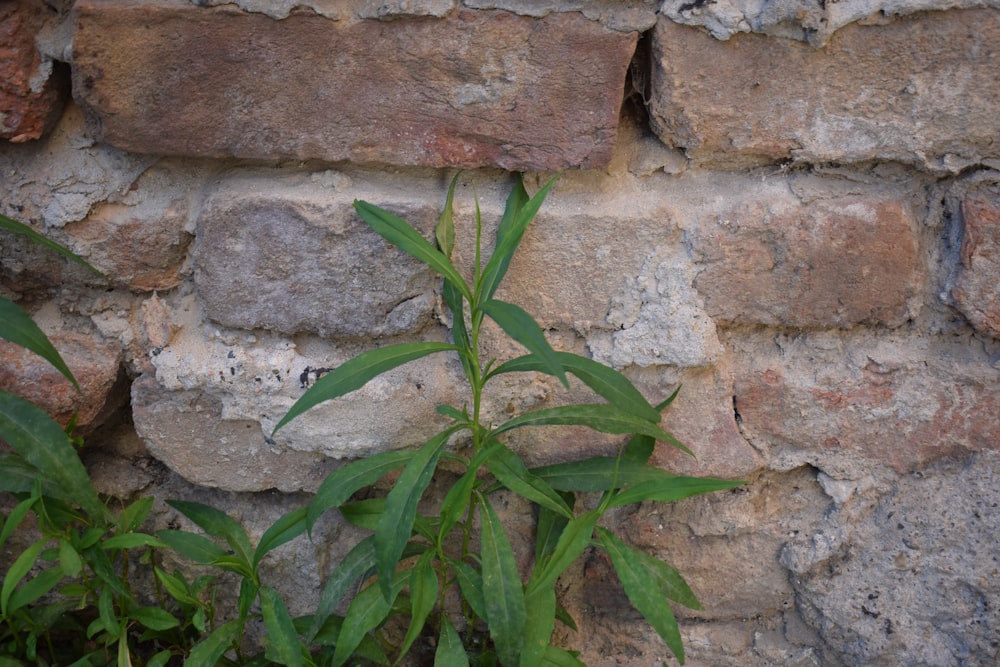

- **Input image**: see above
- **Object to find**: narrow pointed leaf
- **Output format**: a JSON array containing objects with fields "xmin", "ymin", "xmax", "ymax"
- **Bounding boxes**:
[
  {"xmin": 332, "ymin": 571, "xmax": 411, "ymax": 667},
  {"xmin": 438, "ymin": 441, "xmax": 502, "ymax": 544},
  {"xmin": 447, "ymin": 557, "xmax": 486, "ymax": 620},
  {"xmin": 521, "ymin": 586, "xmax": 556, "ymax": 667},
  {"xmin": 528, "ymin": 511, "xmax": 599, "ymax": 595},
  {"xmin": 479, "ymin": 175, "xmax": 557, "ymax": 303},
  {"xmin": 155, "ymin": 530, "xmax": 228, "ymax": 565},
  {"xmin": 184, "ymin": 618, "xmax": 242, "ymax": 667},
  {"xmin": 398, "ymin": 552, "xmax": 439, "ymax": 659},
  {"xmin": 308, "ymin": 535, "xmax": 377, "ymax": 641},
  {"xmin": 534, "ymin": 493, "xmax": 573, "ymax": 563},
  {"xmin": 100, "ymin": 534, "xmax": 168, "ymax": 551},
  {"xmin": 275, "ymin": 342, "xmax": 457, "ymax": 433},
  {"xmin": 532, "ymin": 456, "xmax": 678, "ymax": 493},
  {"xmin": 490, "ymin": 352, "xmax": 660, "ymax": 423},
  {"xmin": 0, "ymin": 391, "xmax": 104, "ymax": 518},
  {"xmin": 0, "ymin": 298, "xmax": 78, "ymax": 388},
  {"xmin": 261, "ymin": 586, "xmax": 303, "ymax": 667},
  {"xmin": 436, "ymin": 173, "xmax": 460, "ymax": 257},
  {"xmin": 608, "ymin": 476, "xmax": 744, "ymax": 509},
  {"xmin": 254, "ymin": 507, "xmax": 308, "ymax": 567},
  {"xmin": 307, "ymin": 449, "xmax": 413, "ymax": 530},
  {"xmin": 354, "ymin": 200, "xmax": 471, "ymax": 300},
  {"xmin": 626, "ymin": 547, "xmax": 702, "ymax": 610},
  {"xmin": 5, "ymin": 566, "xmax": 62, "ymax": 616},
  {"xmin": 495, "ymin": 404, "xmax": 691, "ymax": 455},
  {"xmin": 167, "ymin": 500, "xmax": 253, "ymax": 568},
  {"xmin": 486, "ymin": 444, "xmax": 572, "ymax": 518},
  {"xmin": 479, "ymin": 496, "xmax": 526, "ymax": 667},
  {"xmin": 597, "ymin": 528, "xmax": 685, "ymax": 663},
  {"xmin": 131, "ymin": 606, "xmax": 180, "ymax": 631},
  {"xmin": 435, "ymin": 616, "xmax": 470, "ymax": 667},
  {"xmin": 481, "ymin": 299, "xmax": 566, "ymax": 387},
  {"xmin": 375, "ymin": 428, "xmax": 455, "ymax": 598},
  {"xmin": 0, "ymin": 213, "xmax": 104, "ymax": 276},
  {"xmin": 119, "ymin": 496, "xmax": 155, "ymax": 533},
  {"xmin": 542, "ymin": 645, "xmax": 586, "ymax": 666}
]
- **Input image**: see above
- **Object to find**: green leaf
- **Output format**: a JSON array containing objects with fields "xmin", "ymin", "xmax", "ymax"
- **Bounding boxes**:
[
  {"xmin": 156, "ymin": 529, "xmax": 228, "ymax": 565},
  {"xmin": 98, "ymin": 587, "xmax": 118, "ymax": 640},
  {"xmin": 437, "ymin": 441, "xmax": 502, "ymax": 542},
  {"xmin": 146, "ymin": 650, "xmax": 174, "ymax": 667},
  {"xmin": 274, "ymin": 341, "xmax": 458, "ymax": 434},
  {"xmin": 5, "ymin": 566, "xmax": 63, "ymax": 616},
  {"xmin": 0, "ymin": 493, "xmax": 37, "ymax": 554},
  {"xmin": 495, "ymin": 404, "xmax": 691, "ymax": 455},
  {"xmin": 260, "ymin": 586, "xmax": 303, "ymax": 667},
  {"xmin": 340, "ymin": 498, "xmax": 387, "ymax": 531},
  {"xmin": 398, "ymin": 552, "xmax": 438, "ymax": 659},
  {"xmin": 354, "ymin": 200, "xmax": 472, "ymax": 300},
  {"xmin": 308, "ymin": 536, "xmax": 376, "ymax": 642},
  {"xmin": 478, "ymin": 175, "xmax": 557, "ymax": 304},
  {"xmin": 436, "ymin": 173, "xmax": 460, "ymax": 257},
  {"xmin": 131, "ymin": 606, "xmax": 180, "ymax": 631},
  {"xmin": 626, "ymin": 547, "xmax": 702, "ymax": 611},
  {"xmin": 527, "ymin": 511, "xmax": 598, "ymax": 596},
  {"xmin": 254, "ymin": 507, "xmax": 308, "ymax": 568},
  {"xmin": 0, "ymin": 297, "xmax": 78, "ymax": 389},
  {"xmin": 58, "ymin": 539, "xmax": 82, "ymax": 577},
  {"xmin": 167, "ymin": 500, "xmax": 254, "ymax": 568},
  {"xmin": 534, "ymin": 495, "xmax": 572, "ymax": 564},
  {"xmin": 607, "ymin": 476, "xmax": 745, "ymax": 509},
  {"xmin": 597, "ymin": 528, "xmax": 685, "ymax": 664},
  {"xmin": 489, "ymin": 352, "xmax": 660, "ymax": 423},
  {"xmin": 119, "ymin": 496, "xmax": 155, "ymax": 533},
  {"xmin": 541, "ymin": 645, "xmax": 586, "ymax": 666},
  {"xmin": 521, "ymin": 586, "xmax": 556, "ymax": 667},
  {"xmin": 308, "ymin": 449, "xmax": 413, "ymax": 531},
  {"xmin": 485, "ymin": 444, "xmax": 572, "ymax": 519},
  {"xmin": 532, "ymin": 456, "xmax": 679, "ymax": 493},
  {"xmin": 100, "ymin": 533, "xmax": 168, "ymax": 551},
  {"xmin": 435, "ymin": 616, "xmax": 470, "ymax": 667},
  {"xmin": 447, "ymin": 557, "xmax": 486, "ymax": 621},
  {"xmin": 1, "ymin": 539, "xmax": 46, "ymax": 615},
  {"xmin": 623, "ymin": 388, "xmax": 681, "ymax": 464},
  {"xmin": 0, "ymin": 390, "xmax": 104, "ymax": 519},
  {"xmin": 154, "ymin": 567, "xmax": 199, "ymax": 607},
  {"xmin": 479, "ymin": 495, "xmax": 526, "ymax": 667},
  {"xmin": 184, "ymin": 618, "xmax": 242, "ymax": 667},
  {"xmin": 480, "ymin": 299, "xmax": 567, "ymax": 388},
  {"xmin": 332, "ymin": 570, "xmax": 411, "ymax": 667},
  {"xmin": 375, "ymin": 427, "xmax": 455, "ymax": 598},
  {"xmin": 0, "ymin": 213, "xmax": 104, "ymax": 276}
]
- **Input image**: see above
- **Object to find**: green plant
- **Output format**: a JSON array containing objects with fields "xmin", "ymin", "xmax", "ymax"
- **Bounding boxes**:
[
  {"xmin": 263, "ymin": 174, "xmax": 742, "ymax": 666},
  {"xmin": 0, "ymin": 214, "xmax": 206, "ymax": 665}
]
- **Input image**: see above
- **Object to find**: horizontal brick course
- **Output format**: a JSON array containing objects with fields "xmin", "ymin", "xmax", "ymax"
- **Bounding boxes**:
[
  {"xmin": 72, "ymin": 1, "xmax": 636, "ymax": 170},
  {"xmin": 650, "ymin": 10, "xmax": 1000, "ymax": 170}
]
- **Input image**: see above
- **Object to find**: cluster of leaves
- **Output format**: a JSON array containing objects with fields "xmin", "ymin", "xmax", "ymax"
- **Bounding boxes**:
[{"xmin": 0, "ymin": 173, "xmax": 741, "ymax": 667}]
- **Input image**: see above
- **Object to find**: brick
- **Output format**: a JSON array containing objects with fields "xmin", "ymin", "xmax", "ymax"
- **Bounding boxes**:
[
  {"xmin": 194, "ymin": 174, "xmax": 438, "ymax": 337},
  {"xmin": 72, "ymin": 1, "xmax": 637, "ymax": 170},
  {"xmin": 952, "ymin": 188, "xmax": 1000, "ymax": 338},
  {"xmin": 691, "ymin": 195, "xmax": 922, "ymax": 328},
  {"xmin": 0, "ymin": 2, "xmax": 67, "ymax": 142},
  {"xmin": 0, "ymin": 329, "xmax": 123, "ymax": 432},
  {"xmin": 649, "ymin": 10, "xmax": 1000, "ymax": 170},
  {"xmin": 733, "ymin": 335, "xmax": 1000, "ymax": 474}
]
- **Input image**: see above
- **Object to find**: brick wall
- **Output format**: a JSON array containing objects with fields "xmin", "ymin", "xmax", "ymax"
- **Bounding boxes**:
[{"xmin": 2, "ymin": 0, "xmax": 999, "ymax": 664}]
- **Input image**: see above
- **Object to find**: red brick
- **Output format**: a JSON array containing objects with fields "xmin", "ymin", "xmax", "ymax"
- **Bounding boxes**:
[
  {"xmin": 650, "ymin": 10, "xmax": 1000, "ymax": 169},
  {"xmin": 952, "ymin": 189, "xmax": 1000, "ymax": 338},
  {"xmin": 0, "ymin": 1, "xmax": 67, "ymax": 142},
  {"xmin": 0, "ymin": 329, "xmax": 123, "ymax": 432},
  {"xmin": 72, "ymin": 2, "xmax": 636, "ymax": 170},
  {"xmin": 691, "ymin": 196, "xmax": 922, "ymax": 328}
]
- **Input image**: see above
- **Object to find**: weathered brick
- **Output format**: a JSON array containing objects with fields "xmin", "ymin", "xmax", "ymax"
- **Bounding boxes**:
[
  {"xmin": 0, "ymin": 1, "xmax": 67, "ymax": 142},
  {"xmin": 691, "ymin": 195, "xmax": 922, "ymax": 328},
  {"xmin": 194, "ymin": 174, "xmax": 438, "ymax": 337},
  {"xmin": 72, "ymin": 1, "xmax": 637, "ymax": 170},
  {"xmin": 0, "ymin": 329, "xmax": 122, "ymax": 432},
  {"xmin": 733, "ymin": 334, "xmax": 1000, "ymax": 474},
  {"xmin": 952, "ymin": 188, "xmax": 1000, "ymax": 338},
  {"xmin": 650, "ymin": 10, "xmax": 1000, "ymax": 170}
]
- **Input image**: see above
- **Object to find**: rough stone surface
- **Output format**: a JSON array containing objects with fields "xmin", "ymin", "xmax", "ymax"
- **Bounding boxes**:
[
  {"xmin": 785, "ymin": 452, "xmax": 1000, "ymax": 667},
  {"xmin": 952, "ymin": 186, "xmax": 1000, "ymax": 339},
  {"xmin": 195, "ymin": 173, "xmax": 437, "ymax": 338},
  {"xmin": 733, "ymin": 331, "xmax": 1000, "ymax": 475},
  {"xmin": 0, "ymin": 1, "xmax": 67, "ymax": 142},
  {"xmin": 72, "ymin": 1, "xmax": 637, "ymax": 170},
  {"xmin": 661, "ymin": 0, "xmax": 1000, "ymax": 46},
  {"xmin": 0, "ymin": 326, "xmax": 123, "ymax": 432},
  {"xmin": 691, "ymin": 194, "xmax": 923, "ymax": 328},
  {"xmin": 650, "ymin": 10, "xmax": 1000, "ymax": 171}
]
